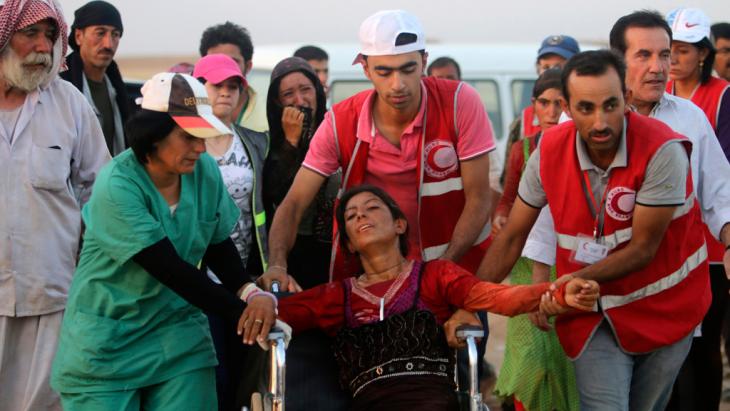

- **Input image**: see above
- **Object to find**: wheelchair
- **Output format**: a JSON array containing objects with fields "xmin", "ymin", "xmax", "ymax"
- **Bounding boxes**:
[
  {"xmin": 248, "ymin": 326, "xmax": 286, "ymax": 411},
  {"xmin": 247, "ymin": 320, "xmax": 489, "ymax": 411}
]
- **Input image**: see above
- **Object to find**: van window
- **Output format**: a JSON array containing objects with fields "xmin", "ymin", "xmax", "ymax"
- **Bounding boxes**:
[
  {"xmin": 466, "ymin": 80, "xmax": 502, "ymax": 140},
  {"xmin": 331, "ymin": 80, "xmax": 371, "ymax": 105},
  {"xmin": 248, "ymin": 69, "xmax": 273, "ymax": 100},
  {"xmin": 511, "ymin": 79, "xmax": 536, "ymax": 116}
]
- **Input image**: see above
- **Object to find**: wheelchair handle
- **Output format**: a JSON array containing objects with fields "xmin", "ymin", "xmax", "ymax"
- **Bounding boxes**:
[
  {"xmin": 268, "ymin": 326, "xmax": 286, "ymax": 411},
  {"xmin": 455, "ymin": 325, "xmax": 487, "ymax": 410},
  {"xmin": 456, "ymin": 324, "xmax": 485, "ymax": 340}
]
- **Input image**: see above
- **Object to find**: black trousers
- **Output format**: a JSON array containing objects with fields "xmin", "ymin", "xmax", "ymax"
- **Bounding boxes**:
[{"xmin": 666, "ymin": 264, "xmax": 728, "ymax": 411}]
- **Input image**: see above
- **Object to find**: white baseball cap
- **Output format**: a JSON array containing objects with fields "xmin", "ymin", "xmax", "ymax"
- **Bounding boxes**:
[
  {"xmin": 667, "ymin": 7, "xmax": 711, "ymax": 44},
  {"xmin": 136, "ymin": 72, "xmax": 232, "ymax": 139},
  {"xmin": 353, "ymin": 10, "xmax": 426, "ymax": 65}
]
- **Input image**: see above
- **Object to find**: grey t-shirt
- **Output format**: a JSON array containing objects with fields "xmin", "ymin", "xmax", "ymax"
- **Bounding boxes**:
[
  {"xmin": 518, "ymin": 131, "xmax": 689, "ymax": 215},
  {"xmin": 87, "ymin": 78, "xmax": 116, "ymax": 154}
]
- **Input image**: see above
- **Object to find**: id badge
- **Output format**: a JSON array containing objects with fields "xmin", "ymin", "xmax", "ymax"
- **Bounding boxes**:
[{"xmin": 570, "ymin": 234, "xmax": 609, "ymax": 265}]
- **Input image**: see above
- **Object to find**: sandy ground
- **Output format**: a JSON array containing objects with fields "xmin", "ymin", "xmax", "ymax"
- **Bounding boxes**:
[{"xmin": 482, "ymin": 314, "xmax": 730, "ymax": 411}]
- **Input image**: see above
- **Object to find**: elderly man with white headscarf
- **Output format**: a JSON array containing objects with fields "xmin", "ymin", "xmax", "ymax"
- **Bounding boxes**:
[{"xmin": 0, "ymin": 1, "xmax": 109, "ymax": 409}]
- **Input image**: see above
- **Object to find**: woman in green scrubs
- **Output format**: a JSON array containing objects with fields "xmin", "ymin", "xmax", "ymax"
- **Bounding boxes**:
[{"xmin": 51, "ymin": 73, "xmax": 277, "ymax": 411}]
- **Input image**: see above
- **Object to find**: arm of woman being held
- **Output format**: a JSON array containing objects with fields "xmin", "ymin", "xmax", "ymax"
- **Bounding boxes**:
[
  {"xmin": 539, "ymin": 275, "xmax": 600, "ymax": 316},
  {"xmin": 132, "ymin": 238, "xmax": 276, "ymax": 344}
]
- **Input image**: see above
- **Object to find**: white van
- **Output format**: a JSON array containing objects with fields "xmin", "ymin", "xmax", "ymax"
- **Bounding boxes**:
[{"xmin": 246, "ymin": 42, "xmax": 545, "ymax": 157}]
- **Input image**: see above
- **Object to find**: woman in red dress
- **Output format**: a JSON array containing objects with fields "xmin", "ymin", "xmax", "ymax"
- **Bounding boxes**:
[{"xmin": 244, "ymin": 185, "xmax": 599, "ymax": 411}]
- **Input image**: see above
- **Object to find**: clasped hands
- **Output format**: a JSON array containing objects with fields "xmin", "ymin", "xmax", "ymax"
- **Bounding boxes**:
[{"xmin": 444, "ymin": 275, "xmax": 599, "ymax": 347}]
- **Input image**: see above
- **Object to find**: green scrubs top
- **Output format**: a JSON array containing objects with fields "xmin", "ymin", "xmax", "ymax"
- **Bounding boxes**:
[{"xmin": 51, "ymin": 149, "xmax": 240, "ymax": 393}]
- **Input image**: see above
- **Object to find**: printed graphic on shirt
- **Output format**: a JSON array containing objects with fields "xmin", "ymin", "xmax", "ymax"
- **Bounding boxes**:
[
  {"xmin": 424, "ymin": 139, "xmax": 458, "ymax": 178},
  {"xmin": 210, "ymin": 137, "xmax": 254, "ymax": 276},
  {"xmin": 605, "ymin": 186, "xmax": 636, "ymax": 221}
]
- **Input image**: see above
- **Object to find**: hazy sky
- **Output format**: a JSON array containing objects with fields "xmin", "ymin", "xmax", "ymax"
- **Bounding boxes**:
[{"xmin": 57, "ymin": 0, "xmax": 730, "ymax": 57}]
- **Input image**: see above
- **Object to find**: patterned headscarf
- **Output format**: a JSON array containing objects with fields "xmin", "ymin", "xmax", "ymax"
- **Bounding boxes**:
[{"xmin": 0, "ymin": 0, "xmax": 69, "ymax": 76}]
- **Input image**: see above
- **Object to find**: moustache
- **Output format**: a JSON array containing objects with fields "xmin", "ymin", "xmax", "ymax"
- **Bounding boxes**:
[
  {"xmin": 589, "ymin": 128, "xmax": 613, "ymax": 137},
  {"xmin": 23, "ymin": 52, "xmax": 52, "ymax": 67},
  {"xmin": 99, "ymin": 48, "xmax": 115, "ymax": 55}
]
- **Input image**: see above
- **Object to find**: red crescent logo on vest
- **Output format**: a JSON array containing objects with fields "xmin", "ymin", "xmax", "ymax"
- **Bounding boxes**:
[
  {"xmin": 424, "ymin": 139, "xmax": 458, "ymax": 178},
  {"xmin": 605, "ymin": 186, "xmax": 636, "ymax": 222}
]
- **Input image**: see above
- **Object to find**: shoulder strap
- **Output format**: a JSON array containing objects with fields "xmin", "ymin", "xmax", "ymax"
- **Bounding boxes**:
[
  {"xmin": 410, "ymin": 261, "xmax": 426, "ymax": 309},
  {"xmin": 521, "ymin": 137, "xmax": 530, "ymax": 172}
]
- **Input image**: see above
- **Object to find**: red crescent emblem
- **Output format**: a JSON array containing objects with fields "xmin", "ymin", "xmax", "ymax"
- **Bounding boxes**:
[{"xmin": 427, "ymin": 144, "xmax": 451, "ymax": 172}]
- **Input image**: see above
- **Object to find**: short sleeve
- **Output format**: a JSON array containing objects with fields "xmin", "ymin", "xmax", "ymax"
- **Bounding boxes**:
[
  {"xmin": 517, "ymin": 148, "xmax": 547, "ymax": 208},
  {"xmin": 635, "ymin": 141, "xmax": 688, "ymax": 206},
  {"xmin": 521, "ymin": 206, "xmax": 558, "ymax": 265},
  {"xmin": 454, "ymin": 83, "xmax": 496, "ymax": 160},
  {"xmin": 83, "ymin": 173, "xmax": 166, "ymax": 264},
  {"xmin": 302, "ymin": 111, "xmax": 341, "ymax": 177}
]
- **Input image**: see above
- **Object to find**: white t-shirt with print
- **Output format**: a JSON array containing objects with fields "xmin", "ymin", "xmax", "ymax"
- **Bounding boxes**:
[{"xmin": 207, "ymin": 133, "xmax": 254, "ymax": 283}]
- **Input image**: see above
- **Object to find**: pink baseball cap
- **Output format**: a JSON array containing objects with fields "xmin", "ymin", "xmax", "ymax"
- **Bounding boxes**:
[{"xmin": 193, "ymin": 54, "xmax": 247, "ymax": 87}]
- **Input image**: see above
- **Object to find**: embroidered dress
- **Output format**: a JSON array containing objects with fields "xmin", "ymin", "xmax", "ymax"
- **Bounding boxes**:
[{"xmin": 277, "ymin": 259, "xmax": 565, "ymax": 410}]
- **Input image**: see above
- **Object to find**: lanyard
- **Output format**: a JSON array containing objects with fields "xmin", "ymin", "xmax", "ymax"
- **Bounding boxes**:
[{"xmin": 580, "ymin": 170, "xmax": 611, "ymax": 240}]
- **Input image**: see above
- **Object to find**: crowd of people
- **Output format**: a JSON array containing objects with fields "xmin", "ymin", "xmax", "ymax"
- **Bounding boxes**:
[{"xmin": 1, "ymin": 1, "xmax": 730, "ymax": 410}]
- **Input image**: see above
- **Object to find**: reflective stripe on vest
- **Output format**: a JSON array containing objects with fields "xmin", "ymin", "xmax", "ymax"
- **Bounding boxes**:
[
  {"xmin": 556, "ymin": 192, "xmax": 696, "ymax": 252},
  {"xmin": 254, "ymin": 211, "xmax": 266, "ymax": 227},
  {"xmin": 421, "ymin": 177, "xmax": 463, "ymax": 197},
  {"xmin": 600, "ymin": 243, "xmax": 707, "ymax": 311},
  {"xmin": 422, "ymin": 222, "xmax": 491, "ymax": 262}
]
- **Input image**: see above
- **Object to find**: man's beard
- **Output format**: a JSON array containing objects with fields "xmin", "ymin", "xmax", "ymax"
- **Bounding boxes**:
[{"xmin": 0, "ymin": 46, "xmax": 53, "ymax": 92}]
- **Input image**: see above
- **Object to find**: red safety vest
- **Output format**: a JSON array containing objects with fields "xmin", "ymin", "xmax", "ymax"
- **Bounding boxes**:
[
  {"xmin": 520, "ymin": 105, "xmax": 541, "ymax": 138},
  {"xmin": 327, "ymin": 77, "xmax": 490, "ymax": 281},
  {"xmin": 541, "ymin": 112, "xmax": 710, "ymax": 358},
  {"xmin": 666, "ymin": 77, "xmax": 729, "ymax": 262},
  {"xmin": 667, "ymin": 76, "xmax": 729, "ymax": 130}
]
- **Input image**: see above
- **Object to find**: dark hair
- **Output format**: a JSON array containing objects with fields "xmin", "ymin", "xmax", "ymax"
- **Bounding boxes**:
[
  {"xmin": 199, "ymin": 21, "xmax": 253, "ymax": 63},
  {"xmin": 610, "ymin": 10, "xmax": 672, "ymax": 56},
  {"xmin": 125, "ymin": 109, "xmax": 177, "ymax": 164},
  {"xmin": 691, "ymin": 37, "xmax": 716, "ymax": 84},
  {"xmin": 293, "ymin": 45, "xmax": 328, "ymax": 61},
  {"xmin": 335, "ymin": 185, "xmax": 410, "ymax": 258},
  {"xmin": 427, "ymin": 56, "xmax": 462, "ymax": 79},
  {"xmin": 561, "ymin": 50, "xmax": 627, "ymax": 102},
  {"xmin": 532, "ymin": 67, "xmax": 563, "ymax": 98},
  {"xmin": 712, "ymin": 23, "xmax": 730, "ymax": 41}
]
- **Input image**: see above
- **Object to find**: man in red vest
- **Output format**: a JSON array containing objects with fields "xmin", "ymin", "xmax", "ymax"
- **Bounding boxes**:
[
  {"xmin": 260, "ymin": 9, "xmax": 495, "ymax": 289},
  {"xmin": 478, "ymin": 50, "xmax": 710, "ymax": 410}
]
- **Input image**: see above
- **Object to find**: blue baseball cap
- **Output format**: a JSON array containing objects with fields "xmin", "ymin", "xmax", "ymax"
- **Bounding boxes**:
[{"xmin": 537, "ymin": 35, "xmax": 580, "ymax": 60}]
